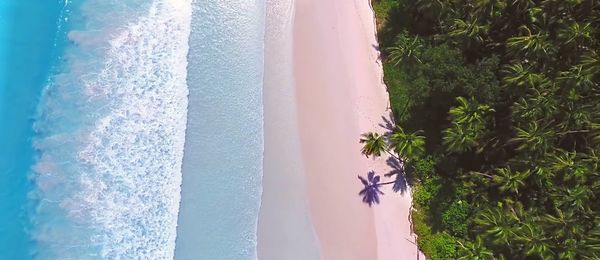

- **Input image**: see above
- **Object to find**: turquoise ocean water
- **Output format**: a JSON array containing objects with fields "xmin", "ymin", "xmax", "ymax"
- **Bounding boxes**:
[
  {"xmin": 0, "ymin": 1, "xmax": 62, "ymax": 259},
  {"xmin": 1, "ymin": 0, "xmax": 266, "ymax": 259}
]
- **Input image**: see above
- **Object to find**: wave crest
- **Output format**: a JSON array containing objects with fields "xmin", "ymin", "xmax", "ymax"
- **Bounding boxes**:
[{"xmin": 31, "ymin": 1, "xmax": 191, "ymax": 258}]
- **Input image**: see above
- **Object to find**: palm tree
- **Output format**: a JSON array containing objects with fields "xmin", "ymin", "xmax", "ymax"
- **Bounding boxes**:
[
  {"xmin": 506, "ymin": 25, "xmax": 553, "ymax": 58},
  {"xmin": 512, "ymin": 88, "xmax": 559, "ymax": 122},
  {"xmin": 548, "ymin": 151, "xmax": 591, "ymax": 182},
  {"xmin": 557, "ymin": 236, "xmax": 600, "ymax": 259},
  {"xmin": 443, "ymin": 122, "xmax": 480, "ymax": 152},
  {"xmin": 580, "ymin": 50, "xmax": 600, "ymax": 75},
  {"xmin": 448, "ymin": 17, "xmax": 489, "ymax": 45},
  {"xmin": 554, "ymin": 186, "xmax": 590, "ymax": 212},
  {"xmin": 387, "ymin": 32, "xmax": 424, "ymax": 66},
  {"xmin": 583, "ymin": 148, "xmax": 599, "ymax": 170},
  {"xmin": 457, "ymin": 237, "xmax": 495, "ymax": 260},
  {"xmin": 557, "ymin": 65, "xmax": 596, "ymax": 90},
  {"xmin": 558, "ymin": 22, "xmax": 593, "ymax": 46},
  {"xmin": 471, "ymin": 0, "xmax": 505, "ymax": 19},
  {"xmin": 448, "ymin": 97, "xmax": 494, "ymax": 125},
  {"xmin": 389, "ymin": 127, "xmax": 425, "ymax": 160},
  {"xmin": 543, "ymin": 208, "xmax": 571, "ymax": 231},
  {"xmin": 501, "ymin": 63, "xmax": 547, "ymax": 88},
  {"xmin": 356, "ymin": 0, "xmax": 600, "ymax": 258},
  {"xmin": 549, "ymin": 150, "xmax": 577, "ymax": 172},
  {"xmin": 360, "ymin": 132, "xmax": 388, "ymax": 158},
  {"xmin": 492, "ymin": 167, "xmax": 531, "ymax": 194},
  {"xmin": 516, "ymin": 222, "xmax": 554, "ymax": 258},
  {"xmin": 531, "ymin": 164, "xmax": 555, "ymax": 188},
  {"xmin": 474, "ymin": 206, "xmax": 519, "ymax": 246},
  {"xmin": 543, "ymin": 208, "xmax": 587, "ymax": 243},
  {"xmin": 360, "ymin": 131, "xmax": 404, "ymax": 161},
  {"xmin": 509, "ymin": 121, "xmax": 554, "ymax": 153},
  {"xmin": 443, "ymin": 97, "xmax": 494, "ymax": 152},
  {"xmin": 560, "ymin": 239, "xmax": 580, "ymax": 259}
]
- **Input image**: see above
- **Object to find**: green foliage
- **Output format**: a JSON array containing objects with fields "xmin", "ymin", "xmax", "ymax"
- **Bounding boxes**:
[
  {"xmin": 405, "ymin": 45, "xmax": 470, "ymax": 99},
  {"xmin": 443, "ymin": 97, "xmax": 494, "ymax": 153},
  {"xmin": 492, "ymin": 167, "xmax": 531, "ymax": 195},
  {"xmin": 414, "ymin": 210, "xmax": 458, "ymax": 260},
  {"xmin": 442, "ymin": 200, "xmax": 470, "ymax": 237},
  {"xmin": 359, "ymin": 132, "xmax": 388, "ymax": 158},
  {"xmin": 457, "ymin": 237, "xmax": 495, "ymax": 260},
  {"xmin": 395, "ymin": 44, "xmax": 500, "ymax": 144},
  {"xmin": 387, "ymin": 31, "xmax": 424, "ymax": 65},
  {"xmin": 407, "ymin": 45, "xmax": 500, "ymax": 103},
  {"xmin": 389, "ymin": 127, "xmax": 426, "ymax": 160},
  {"xmin": 382, "ymin": 62, "xmax": 411, "ymax": 122},
  {"xmin": 371, "ymin": 0, "xmax": 600, "ymax": 258},
  {"xmin": 447, "ymin": 18, "xmax": 489, "ymax": 47},
  {"xmin": 413, "ymin": 156, "xmax": 436, "ymax": 180},
  {"xmin": 506, "ymin": 26, "xmax": 555, "ymax": 59},
  {"xmin": 412, "ymin": 176, "xmax": 441, "ymax": 207},
  {"xmin": 412, "ymin": 187, "xmax": 431, "ymax": 207},
  {"xmin": 421, "ymin": 232, "xmax": 457, "ymax": 260},
  {"xmin": 372, "ymin": 0, "xmax": 400, "ymax": 28}
]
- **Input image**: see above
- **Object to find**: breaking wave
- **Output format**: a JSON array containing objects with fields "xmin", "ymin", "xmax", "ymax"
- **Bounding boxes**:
[{"xmin": 30, "ymin": 0, "xmax": 191, "ymax": 258}]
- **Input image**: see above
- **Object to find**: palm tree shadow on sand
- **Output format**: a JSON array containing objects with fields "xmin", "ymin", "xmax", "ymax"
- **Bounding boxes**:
[
  {"xmin": 380, "ymin": 112, "xmax": 408, "ymax": 195},
  {"xmin": 378, "ymin": 112, "xmax": 396, "ymax": 133},
  {"xmin": 383, "ymin": 156, "xmax": 408, "ymax": 194}
]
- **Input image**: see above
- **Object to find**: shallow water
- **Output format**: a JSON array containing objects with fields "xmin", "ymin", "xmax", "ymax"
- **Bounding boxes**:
[{"xmin": 174, "ymin": 1, "xmax": 266, "ymax": 259}]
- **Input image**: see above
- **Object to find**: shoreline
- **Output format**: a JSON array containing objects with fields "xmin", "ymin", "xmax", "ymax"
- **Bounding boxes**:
[{"xmin": 257, "ymin": 0, "xmax": 322, "ymax": 259}]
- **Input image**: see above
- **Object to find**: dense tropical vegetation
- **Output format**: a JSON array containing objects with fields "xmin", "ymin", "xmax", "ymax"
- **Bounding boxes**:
[{"xmin": 360, "ymin": 0, "xmax": 600, "ymax": 258}]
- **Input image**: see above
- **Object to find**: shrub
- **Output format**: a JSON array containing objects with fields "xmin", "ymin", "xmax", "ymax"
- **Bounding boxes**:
[
  {"xmin": 383, "ymin": 62, "xmax": 410, "ymax": 122},
  {"xmin": 413, "ymin": 156, "xmax": 436, "ymax": 180},
  {"xmin": 412, "ymin": 185, "xmax": 432, "ymax": 207},
  {"xmin": 372, "ymin": 0, "xmax": 400, "ymax": 28},
  {"xmin": 441, "ymin": 200, "xmax": 470, "ymax": 237},
  {"xmin": 412, "ymin": 176, "xmax": 441, "ymax": 206},
  {"xmin": 420, "ymin": 232, "xmax": 457, "ymax": 260}
]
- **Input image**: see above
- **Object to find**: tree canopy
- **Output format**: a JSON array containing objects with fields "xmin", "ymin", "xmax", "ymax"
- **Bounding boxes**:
[{"xmin": 365, "ymin": 0, "xmax": 600, "ymax": 258}]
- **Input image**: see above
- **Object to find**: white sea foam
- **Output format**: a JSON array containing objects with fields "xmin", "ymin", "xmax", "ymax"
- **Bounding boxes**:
[{"xmin": 31, "ymin": 1, "xmax": 191, "ymax": 258}]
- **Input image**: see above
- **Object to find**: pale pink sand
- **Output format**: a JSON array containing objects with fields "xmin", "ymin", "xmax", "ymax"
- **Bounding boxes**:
[
  {"xmin": 258, "ymin": 0, "xmax": 321, "ymax": 259},
  {"xmin": 294, "ymin": 0, "xmax": 424, "ymax": 259}
]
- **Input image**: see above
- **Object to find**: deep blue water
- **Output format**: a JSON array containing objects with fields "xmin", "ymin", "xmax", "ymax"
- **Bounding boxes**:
[{"xmin": 0, "ymin": 1, "xmax": 62, "ymax": 259}]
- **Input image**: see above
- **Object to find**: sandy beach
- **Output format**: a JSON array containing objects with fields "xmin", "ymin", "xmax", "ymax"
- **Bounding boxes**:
[
  {"xmin": 293, "ymin": 0, "xmax": 424, "ymax": 259},
  {"xmin": 259, "ymin": 0, "xmax": 423, "ymax": 258},
  {"xmin": 258, "ymin": 0, "xmax": 321, "ymax": 259}
]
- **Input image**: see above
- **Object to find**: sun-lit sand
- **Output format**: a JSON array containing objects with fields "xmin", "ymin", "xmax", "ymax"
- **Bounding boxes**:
[
  {"xmin": 258, "ymin": 0, "xmax": 321, "ymax": 259},
  {"xmin": 259, "ymin": 0, "xmax": 423, "ymax": 258},
  {"xmin": 293, "ymin": 0, "xmax": 424, "ymax": 259}
]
